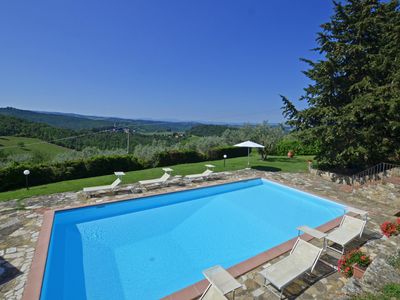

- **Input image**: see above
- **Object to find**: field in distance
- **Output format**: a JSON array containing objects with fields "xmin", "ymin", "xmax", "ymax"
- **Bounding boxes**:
[{"xmin": 0, "ymin": 136, "xmax": 71, "ymax": 159}]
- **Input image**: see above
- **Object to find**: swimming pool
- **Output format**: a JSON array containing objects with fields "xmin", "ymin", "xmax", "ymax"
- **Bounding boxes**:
[{"xmin": 40, "ymin": 178, "xmax": 344, "ymax": 300}]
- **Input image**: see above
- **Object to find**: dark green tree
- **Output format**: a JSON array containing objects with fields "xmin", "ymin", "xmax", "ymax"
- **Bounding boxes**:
[{"xmin": 282, "ymin": 0, "xmax": 400, "ymax": 171}]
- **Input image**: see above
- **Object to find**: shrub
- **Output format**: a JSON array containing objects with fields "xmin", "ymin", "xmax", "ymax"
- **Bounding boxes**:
[
  {"xmin": 155, "ymin": 150, "xmax": 204, "ymax": 167},
  {"xmin": 206, "ymin": 146, "xmax": 248, "ymax": 160},
  {"xmin": 338, "ymin": 249, "xmax": 371, "ymax": 277},
  {"xmin": 351, "ymin": 283, "xmax": 400, "ymax": 300},
  {"xmin": 189, "ymin": 136, "xmax": 226, "ymax": 154},
  {"xmin": 52, "ymin": 147, "xmax": 126, "ymax": 163},
  {"xmin": 380, "ymin": 220, "xmax": 398, "ymax": 237},
  {"xmin": 381, "ymin": 283, "xmax": 400, "ymax": 298},
  {"xmin": 133, "ymin": 142, "xmax": 171, "ymax": 167},
  {"xmin": 275, "ymin": 137, "xmax": 320, "ymax": 156}
]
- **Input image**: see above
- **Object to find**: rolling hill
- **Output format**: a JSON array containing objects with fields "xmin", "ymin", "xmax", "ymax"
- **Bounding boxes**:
[
  {"xmin": 0, "ymin": 107, "xmax": 197, "ymax": 132},
  {"xmin": 0, "ymin": 114, "xmax": 185, "ymax": 152},
  {"xmin": 0, "ymin": 136, "xmax": 72, "ymax": 159}
]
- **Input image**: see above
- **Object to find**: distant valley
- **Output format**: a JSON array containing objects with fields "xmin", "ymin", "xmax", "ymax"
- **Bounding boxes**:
[{"xmin": 0, "ymin": 107, "xmax": 197, "ymax": 132}]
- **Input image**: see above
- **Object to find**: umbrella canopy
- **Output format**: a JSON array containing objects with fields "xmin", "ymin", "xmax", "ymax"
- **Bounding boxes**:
[
  {"xmin": 234, "ymin": 141, "xmax": 264, "ymax": 148},
  {"xmin": 234, "ymin": 140, "xmax": 265, "ymax": 167}
]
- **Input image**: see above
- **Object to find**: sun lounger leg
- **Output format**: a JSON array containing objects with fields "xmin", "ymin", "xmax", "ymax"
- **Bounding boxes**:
[
  {"xmin": 264, "ymin": 280, "xmax": 284, "ymax": 299},
  {"xmin": 327, "ymin": 243, "xmax": 345, "ymax": 254},
  {"xmin": 200, "ymin": 283, "xmax": 212, "ymax": 300}
]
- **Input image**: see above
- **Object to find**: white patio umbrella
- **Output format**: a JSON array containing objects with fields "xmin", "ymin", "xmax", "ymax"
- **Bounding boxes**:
[{"xmin": 234, "ymin": 140, "xmax": 265, "ymax": 168}]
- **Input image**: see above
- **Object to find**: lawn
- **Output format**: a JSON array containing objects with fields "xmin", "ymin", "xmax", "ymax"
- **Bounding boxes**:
[
  {"xmin": 0, "ymin": 136, "xmax": 71, "ymax": 159},
  {"xmin": 0, "ymin": 153, "xmax": 313, "ymax": 202}
]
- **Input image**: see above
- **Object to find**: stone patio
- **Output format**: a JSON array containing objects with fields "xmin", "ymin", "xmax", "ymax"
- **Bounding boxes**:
[{"xmin": 0, "ymin": 170, "xmax": 399, "ymax": 300}]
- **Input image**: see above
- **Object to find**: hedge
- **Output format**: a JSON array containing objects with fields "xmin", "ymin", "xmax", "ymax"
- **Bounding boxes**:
[
  {"xmin": 0, "ymin": 147, "xmax": 250, "ymax": 192},
  {"xmin": 0, "ymin": 155, "xmax": 143, "ymax": 192},
  {"xmin": 0, "ymin": 150, "xmax": 207, "ymax": 192},
  {"xmin": 206, "ymin": 146, "xmax": 249, "ymax": 160},
  {"xmin": 275, "ymin": 139, "xmax": 319, "ymax": 156},
  {"xmin": 155, "ymin": 150, "xmax": 205, "ymax": 167}
]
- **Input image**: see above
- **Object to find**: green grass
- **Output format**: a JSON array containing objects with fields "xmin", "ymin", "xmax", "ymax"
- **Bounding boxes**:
[
  {"xmin": 351, "ymin": 283, "xmax": 400, "ymax": 300},
  {"xmin": 0, "ymin": 136, "xmax": 71, "ymax": 159},
  {"xmin": 0, "ymin": 153, "xmax": 313, "ymax": 202}
]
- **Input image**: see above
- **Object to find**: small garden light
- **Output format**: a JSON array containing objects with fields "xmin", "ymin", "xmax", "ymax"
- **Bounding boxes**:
[
  {"xmin": 23, "ymin": 169, "xmax": 30, "ymax": 190},
  {"xmin": 223, "ymin": 154, "xmax": 227, "ymax": 168}
]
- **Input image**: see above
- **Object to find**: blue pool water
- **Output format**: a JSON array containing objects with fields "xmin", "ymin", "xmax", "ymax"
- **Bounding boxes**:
[{"xmin": 40, "ymin": 178, "xmax": 344, "ymax": 300}]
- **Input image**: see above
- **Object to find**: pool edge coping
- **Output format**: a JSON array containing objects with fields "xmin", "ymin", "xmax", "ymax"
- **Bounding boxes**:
[
  {"xmin": 22, "ymin": 175, "xmax": 351, "ymax": 300},
  {"xmin": 22, "ymin": 210, "xmax": 54, "ymax": 300}
]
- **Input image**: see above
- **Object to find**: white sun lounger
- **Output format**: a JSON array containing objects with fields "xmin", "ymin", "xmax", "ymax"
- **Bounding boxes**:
[
  {"xmin": 260, "ymin": 238, "xmax": 323, "ymax": 299},
  {"xmin": 185, "ymin": 169, "xmax": 214, "ymax": 180},
  {"xmin": 345, "ymin": 207, "xmax": 368, "ymax": 221},
  {"xmin": 83, "ymin": 178, "xmax": 121, "ymax": 193},
  {"xmin": 200, "ymin": 265, "xmax": 241, "ymax": 300},
  {"xmin": 138, "ymin": 172, "xmax": 170, "ymax": 186},
  {"xmin": 325, "ymin": 215, "xmax": 367, "ymax": 254},
  {"xmin": 200, "ymin": 285, "xmax": 228, "ymax": 300}
]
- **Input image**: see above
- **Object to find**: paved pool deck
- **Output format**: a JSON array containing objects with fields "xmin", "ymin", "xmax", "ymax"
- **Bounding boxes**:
[{"xmin": 0, "ymin": 169, "xmax": 398, "ymax": 299}]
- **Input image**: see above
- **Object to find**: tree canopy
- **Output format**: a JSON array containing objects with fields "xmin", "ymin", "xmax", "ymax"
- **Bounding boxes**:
[{"xmin": 282, "ymin": 0, "xmax": 400, "ymax": 171}]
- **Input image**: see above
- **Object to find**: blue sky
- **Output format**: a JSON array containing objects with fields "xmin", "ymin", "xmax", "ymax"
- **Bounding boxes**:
[{"xmin": 0, "ymin": 1, "xmax": 333, "ymax": 123}]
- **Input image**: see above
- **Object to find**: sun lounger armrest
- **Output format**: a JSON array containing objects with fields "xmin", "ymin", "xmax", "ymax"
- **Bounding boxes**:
[{"xmin": 202, "ymin": 266, "xmax": 241, "ymax": 295}]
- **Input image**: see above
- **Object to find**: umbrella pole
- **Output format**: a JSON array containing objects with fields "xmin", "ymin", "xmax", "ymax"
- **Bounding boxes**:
[{"xmin": 247, "ymin": 147, "xmax": 250, "ymax": 167}]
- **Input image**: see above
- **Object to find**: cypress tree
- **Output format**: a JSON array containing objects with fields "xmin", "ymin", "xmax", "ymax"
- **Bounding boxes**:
[{"xmin": 282, "ymin": 0, "xmax": 400, "ymax": 171}]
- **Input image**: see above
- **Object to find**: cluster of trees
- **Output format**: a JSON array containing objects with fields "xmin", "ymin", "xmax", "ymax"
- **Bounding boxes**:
[
  {"xmin": 0, "ymin": 146, "xmax": 127, "ymax": 169},
  {"xmin": 221, "ymin": 124, "xmax": 287, "ymax": 160},
  {"xmin": 187, "ymin": 124, "xmax": 236, "ymax": 136},
  {"xmin": 0, "ymin": 115, "xmax": 184, "ymax": 154},
  {"xmin": 132, "ymin": 123, "xmax": 315, "ymax": 167},
  {"xmin": 0, "ymin": 115, "xmax": 73, "ymax": 142},
  {"xmin": 275, "ymin": 135, "xmax": 320, "ymax": 156},
  {"xmin": 0, "ymin": 151, "xmax": 50, "ymax": 168},
  {"xmin": 282, "ymin": 0, "xmax": 400, "ymax": 171}
]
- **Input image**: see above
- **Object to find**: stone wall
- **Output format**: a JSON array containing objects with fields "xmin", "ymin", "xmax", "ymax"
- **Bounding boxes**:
[
  {"xmin": 309, "ymin": 165, "xmax": 400, "ymax": 186},
  {"xmin": 308, "ymin": 166, "xmax": 353, "ymax": 185}
]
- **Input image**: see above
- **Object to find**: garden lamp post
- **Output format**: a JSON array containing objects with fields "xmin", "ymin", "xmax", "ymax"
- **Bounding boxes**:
[
  {"xmin": 223, "ymin": 154, "xmax": 227, "ymax": 168},
  {"xmin": 23, "ymin": 169, "xmax": 30, "ymax": 190}
]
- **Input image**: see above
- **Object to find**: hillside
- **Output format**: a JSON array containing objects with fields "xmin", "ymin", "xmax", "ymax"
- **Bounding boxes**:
[
  {"xmin": 187, "ymin": 124, "xmax": 237, "ymax": 136},
  {"xmin": 0, "ymin": 107, "xmax": 196, "ymax": 132},
  {"xmin": 0, "ymin": 114, "xmax": 185, "ymax": 152},
  {"xmin": 0, "ymin": 114, "xmax": 75, "ymax": 142},
  {"xmin": 0, "ymin": 136, "xmax": 71, "ymax": 159}
]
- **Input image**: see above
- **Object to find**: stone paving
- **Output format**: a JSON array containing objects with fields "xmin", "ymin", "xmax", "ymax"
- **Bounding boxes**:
[{"xmin": 0, "ymin": 170, "xmax": 399, "ymax": 300}]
